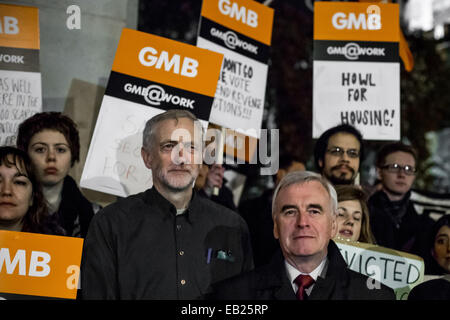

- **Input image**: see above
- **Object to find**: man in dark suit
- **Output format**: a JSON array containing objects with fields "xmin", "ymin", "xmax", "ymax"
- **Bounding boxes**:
[{"xmin": 210, "ymin": 171, "xmax": 395, "ymax": 300}]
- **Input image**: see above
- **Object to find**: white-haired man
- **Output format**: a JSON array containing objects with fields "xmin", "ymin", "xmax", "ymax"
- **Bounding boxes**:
[{"xmin": 210, "ymin": 171, "xmax": 394, "ymax": 300}]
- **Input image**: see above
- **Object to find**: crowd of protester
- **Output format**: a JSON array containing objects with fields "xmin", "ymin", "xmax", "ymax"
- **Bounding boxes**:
[{"xmin": 0, "ymin": 111, "xmax": 449, "ymax": 300}]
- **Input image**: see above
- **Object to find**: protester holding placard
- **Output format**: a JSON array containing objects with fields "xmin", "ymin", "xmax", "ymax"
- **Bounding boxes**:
[
  {"xmin": 210, "ymin": 171, "xmax": 394, "ymax": 300},
  {"xmin": 334, "ymin": 185, "xmax": 376, "ymax": 244},
  {"xmin": 0, "ymin": 146, "xmax": 63, "ymax": 235},
  {"xmin": 369, "ymin": 142, "xmax": 434, "ymax": 255},
  {"xmin": 81, "ymin": 109, "xmax": 253, "ymax": 300},
  {"xmin": 314, "ymin": 124, "xmax": 364, "ymax": 186},
  {"xmin": 17, "ymin": 112, "xmax": 98, "ymax": 238}
]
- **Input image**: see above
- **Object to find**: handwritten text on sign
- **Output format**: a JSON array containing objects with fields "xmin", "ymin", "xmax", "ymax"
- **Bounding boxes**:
[{"xmin": 0, "ymin": 71, "xmax": 40, "ymax": 145}]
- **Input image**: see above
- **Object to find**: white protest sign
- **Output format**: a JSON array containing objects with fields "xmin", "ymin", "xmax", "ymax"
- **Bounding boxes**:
[
  {"xmin": 313, "ymin": 2, "xmax": 400, "ymax": 140},
  {"xmin": 335, "ymin": 239, "xmax": 424, "ymax": 300},
  {"xmin": 80, "ymin": 29, "xmax": 223, "ymax": 197},
  {"xmin": 0, "ymin": 4, "xmax": 41, "ymax": 146},
  {"xmin": 197, "ymin": 0, "xmax": 274, "ymax": 139}
]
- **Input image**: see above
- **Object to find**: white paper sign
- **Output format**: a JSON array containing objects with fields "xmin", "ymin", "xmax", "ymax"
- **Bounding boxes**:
[
  {"xmin": 313, "ymin": 61, "xmax": 400, "ymax": 140},
  {"xmin": 335, "ymin": 239, "xmax": 424, "ymax": 300}
]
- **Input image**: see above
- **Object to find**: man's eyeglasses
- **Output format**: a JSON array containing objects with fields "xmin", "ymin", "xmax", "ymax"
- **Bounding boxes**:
[
  {"xmin": 381, "ymin": 163, "xmax": 417, "ymax": 176},
  {"xmin": 326, "ymin": 147, "xmax": 360, "ymax": 159}
]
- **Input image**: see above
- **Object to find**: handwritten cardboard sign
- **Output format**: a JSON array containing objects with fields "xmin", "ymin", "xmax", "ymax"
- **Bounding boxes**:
[
  {"xmin": 80, "ymin": 28, "xmax": 223, "ymax": 197},
  {"xmin": 197, "ymin": 0, "xmax": 274, "ymax": 147},
  {"xmin": 0, "ymin": 4, "xmax": 42, "ymax": 146},
  {"xmin": 313, "ymin": 2, "xmax": 400, "ymax": 140},
  {"xmin": 335, "ymin": 238, "xmax": 424, "ymax": 300},
  {"xmin": 0, "ymin": 230, "xmax": 83, "ymax": 299}
]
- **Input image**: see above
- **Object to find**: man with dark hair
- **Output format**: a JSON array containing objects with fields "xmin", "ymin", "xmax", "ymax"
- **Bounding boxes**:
[
  {"xmin": 368, "ymin": 142, "xmax": 434, "ymax": 253},
  {"xmin": 314, "ymin": 124, "xmax": 364, "ymax": 186},
  {"xmin": 81, "ymin": 109, "xmax": 253, "ymax": 299}
]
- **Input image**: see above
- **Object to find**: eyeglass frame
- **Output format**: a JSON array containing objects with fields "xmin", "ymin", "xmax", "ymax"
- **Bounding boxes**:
[
  {"xmin": 326, "ymin": 147, "xmax": 360, "ymax": 159},
  {"xmin": 380, "ymin": 163, "xmax": 417, "ymax": 176}
]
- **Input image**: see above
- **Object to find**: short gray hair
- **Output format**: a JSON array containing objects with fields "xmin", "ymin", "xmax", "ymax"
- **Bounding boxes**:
[
  {"xmin": 142, "ymin": 109, "xmax": 198, "ymax": 150},
  {"xmin": 272, "ymin": 170, "xmax": 338, "ymax": 218}
]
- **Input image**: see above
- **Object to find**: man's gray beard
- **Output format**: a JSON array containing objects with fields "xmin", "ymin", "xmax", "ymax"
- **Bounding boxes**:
[{"xmin": 158, "ymin": 171, "xmax": 196, "ymax": 193}]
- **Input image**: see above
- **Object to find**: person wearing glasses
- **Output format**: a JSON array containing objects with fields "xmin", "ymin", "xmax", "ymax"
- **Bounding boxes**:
[
  {"xmin": 313, "ymin": 124, "xmax": 363, "ymax": 186},
  {"xmin": 368, "ymin": 142, "xmax": 434, "ymax": 254}
]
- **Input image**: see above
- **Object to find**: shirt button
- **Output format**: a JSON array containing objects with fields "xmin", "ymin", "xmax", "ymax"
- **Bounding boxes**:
[
  {"xmin": 181, "ymin": 279, "xmax": 186, "ymax": 285},
  {"xmin": 176, "ymin": 225, "xmax": 181, "ymax": 231},
  {"xmin": 179, "ymin": 250, "xmax": 184, "ymax": 256}
]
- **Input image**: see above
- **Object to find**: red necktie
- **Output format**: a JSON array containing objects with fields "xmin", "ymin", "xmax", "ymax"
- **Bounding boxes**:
[{"xmin": 294, "ymin": 274, "xmax": 315, "ymax": 300}]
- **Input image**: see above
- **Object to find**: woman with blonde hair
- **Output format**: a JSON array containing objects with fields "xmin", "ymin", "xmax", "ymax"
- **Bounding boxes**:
[{"xmin": 334, "ymin": 185, "xmax": 376, "ymax": 244}]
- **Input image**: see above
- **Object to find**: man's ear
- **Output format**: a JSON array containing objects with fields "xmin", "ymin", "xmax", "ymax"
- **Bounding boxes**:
[
  {"xmin": 273, "ymin": 218, "xmax": 280, "ymax": 240},
  {"xmin": 141, "ymin": 147, "xmax": 152, "ymax": 169},
  {"xmin": 376, "ymin": 167, "xmax": 382, "ymax": 180}
]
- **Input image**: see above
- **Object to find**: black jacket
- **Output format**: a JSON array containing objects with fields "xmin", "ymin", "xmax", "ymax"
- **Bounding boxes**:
[
  {"xmin": 408, "ymin": 276, "xmax": 450, "ymax": 300},
  {"xmin": 81, "ymin": 187, "xmax": 253, "ymax": 300},
  {"xmin": 209, "ymin": 240, "xmax": 395, "ymax": 300},
  {"xmin": 368, "ymin": 190, "xmax": 434, "ymax": 254}
]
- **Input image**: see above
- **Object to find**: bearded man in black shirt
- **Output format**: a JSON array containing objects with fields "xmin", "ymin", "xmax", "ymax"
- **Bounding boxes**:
[{"xmin": 81, "ymin": 109, "xmax": 253, "ymax": 299}]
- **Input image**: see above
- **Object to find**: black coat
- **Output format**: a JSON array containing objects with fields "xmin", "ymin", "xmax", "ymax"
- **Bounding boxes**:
[
  {"xmin": 238, "ymin": 189, "xmax": 279, "ymax": 267},
  {"xmin": 57, "ymin": 176, "xmax": 96, "ymax": 238},
  {"xmin": 81, "ymin": 188, "xmax": 253, "ymax": 300},
  {"xmin": 408, "ymin": 277, "xmax": 450, "ymax": 300},
  {"xmin": 209, "ymin": 240, "xmax": 395, "ymax": 300},
  {"xmin": 368, "ymin": 190, "xmax": 434, "ymax": 255}
]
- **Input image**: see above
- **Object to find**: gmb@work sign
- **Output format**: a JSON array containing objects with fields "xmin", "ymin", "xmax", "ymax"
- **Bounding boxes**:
[{"xmin": 313, "ymin": 2, "xmax": 400, "ymax": 141}]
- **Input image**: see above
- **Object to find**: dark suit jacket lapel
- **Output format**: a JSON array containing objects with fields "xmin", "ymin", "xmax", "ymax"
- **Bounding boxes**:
[
  {"xmin": 255, "ymin": 250, "xmax": 297, "ymax": 300},
  {"xmin": 309, "ymin": 241, "xmax": 350, "ymax": 300}
]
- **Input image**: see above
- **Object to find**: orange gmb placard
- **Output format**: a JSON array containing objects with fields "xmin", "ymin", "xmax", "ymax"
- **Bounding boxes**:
[
  {"xmin": 112, "ymin": 28, "xmax": 224, "ymax": 98},
  {"xmin": 201, "ymin": 0, "xmax": 274, "ymax": 46},
  {"xmin": 314, "ymin": 2, "xmax": 399, "ymax": 42},
  {"xmin": 0, "ymin": 230, "xmax": 83, "ymax": 299},
  {"xmin": 0, "ymin": 4, "xmax": 39, "ymax": 50}
]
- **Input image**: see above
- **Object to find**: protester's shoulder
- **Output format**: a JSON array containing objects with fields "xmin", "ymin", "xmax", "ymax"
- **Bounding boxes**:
[
  {"xmin": 196, "ymin": 193, "xmax": 246, "ymax": 225},
  {"xmin": 408, "ymin": 278, "xmax": 450, "ymax": 300},
  {"xmin": 346, "ymin": 268, "xmax": 396, "ymax": 300},
  {"xmin": 367, "ymin": 190, "xmax": 383, "ymax": 204},
  {"xmin": 208, "ymin": 267, "xmax": 263, "ymax": 300}
]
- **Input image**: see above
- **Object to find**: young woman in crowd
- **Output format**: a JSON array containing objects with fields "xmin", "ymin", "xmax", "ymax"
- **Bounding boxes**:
[
  {"xmin": 17, "ymin": 112, "xmax": 98, "ymax": 238},
  {"xmin": 334, "ymin": 185, "xmax": 376, "ymax": 244},
  {"xmin": 0, "ymin": 146, "xmax": 63, "ymax": 235}
]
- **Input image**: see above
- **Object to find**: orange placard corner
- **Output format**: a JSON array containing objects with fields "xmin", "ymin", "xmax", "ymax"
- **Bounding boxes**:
[
  {"xmin": 0, "ymin": 3, "xmax": 40, "ymax": 50},
  {"xmin": 0, "ymin": 231, "xmax": 83, "ymax": 299}
]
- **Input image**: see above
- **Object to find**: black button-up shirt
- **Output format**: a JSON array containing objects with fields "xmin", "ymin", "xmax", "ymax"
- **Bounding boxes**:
[{"xmin": 81, "ymin": 187, "xmax": 253, "ymax": 299}]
